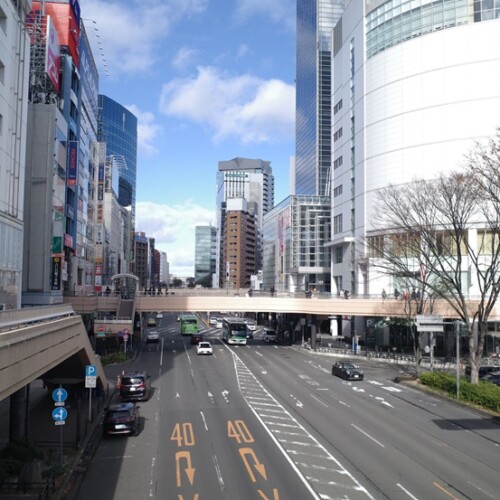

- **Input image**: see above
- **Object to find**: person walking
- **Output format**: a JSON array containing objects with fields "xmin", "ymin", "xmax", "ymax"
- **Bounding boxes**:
[{"xmin": 382, "ymin": 289, "xmax": 387, "ymax": 300}]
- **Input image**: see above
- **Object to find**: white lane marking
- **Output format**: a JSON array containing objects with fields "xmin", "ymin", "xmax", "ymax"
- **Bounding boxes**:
[
  {"xmin": 383, "ymin": 386, "xmax": 402, "ymax": 392},
  {"xmin": 397, "ymin": 483, "xmax": 419, "ymax": 499},
  {"xmin": 255, "ymin": 351, "xmax": 264, "ymax": 357},
  {"xmin": 200, "ymin": 411, "xmax": 208, "ymax": 431},
  {"xmin": 351, "ymin": 424, "xmax": 385, "ymax": 448},
  {"xmin": 338, "ymin": 400, "xmax": 351, "ymax": 408},
  {"xmin": 466, "ymin": 480, "xmax": 497, "ymax": 499},
  {"xmin": 221, "ymin": 390, "xmax": 230, "ymax": 403},
  {"xmin": 310, "ymin": 394, "xmax": 329, "ymax": 408},
  {"xmin": 352, "ymin": 386, "xmax": 365, "ymax": 392},
  {"xmin": 368, "ymin": 380, "xmax": 383, "ymax": 386},
  {"xmin": 212, "ymin": 454, "xmax": 225, "ymax": 489},
  {"xmin": 290, "ymin": 394, "xmax": 304, "ymax": 408},
  {"xmin": 149, "ymin": 457, "xmax": 156, "ymax": 497}
]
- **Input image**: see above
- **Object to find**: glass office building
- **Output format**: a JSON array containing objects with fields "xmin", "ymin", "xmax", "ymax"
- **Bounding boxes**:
[
  {"xmin": 295, "ymin": 0, "xmax": 345, "ymax": 196},
  {"xmin": 195, "ymin": 225, "xmax": 216, "ymax": 285},
  {"xmin": 98, "ymin": 95, "xmax": 137, "ymax": 224}
]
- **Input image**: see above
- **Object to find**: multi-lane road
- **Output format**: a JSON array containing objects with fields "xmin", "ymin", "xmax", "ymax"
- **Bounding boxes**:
[{"xmin": 76, "ymin": 313, "xmax": 500, "ymax": 499}]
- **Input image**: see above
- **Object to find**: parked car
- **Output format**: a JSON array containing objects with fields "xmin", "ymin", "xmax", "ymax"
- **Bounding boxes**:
[
  {"xmin": 146, "ymin": 330, "xmax": 159, "ymax": 343},
  {"xmin": 119, "ymin": 371, "xmax": 151, "ymax": 401},
  {"xmin": 190, "ymin": 333, "xmax": 205, "ymax": 345},
  {"xmin": 215, "ymin": 319, "xmax": 223, "ymax": 329},
  {"xmin": 263, "ymin": 328, "xmax": 277, "ymax": 343},
  {"xmin": 480, "ymin": 371, "xmax": 500, "ymax": 386},
  {"xmin": 197, "ymin": 341, "xmax": 213, "ymax": 355},
  {"xmin": 465, "ymin": 365, "xmax": 499, "ymax": 378},
  {"xmin": 209, "ymin": 317, "xmax": 217, "ymax": 326},
  {"xmin": 331, "ymin": 361, "xmax": 364, "ymax": 380},
  {"xmin": 103, "ymin": 402, "xmax": 140, "ymax": 436}
]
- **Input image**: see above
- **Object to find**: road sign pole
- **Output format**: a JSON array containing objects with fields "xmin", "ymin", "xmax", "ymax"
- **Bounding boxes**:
[{"xmin": 89, "ymin": 387, "xmax": 92, "ymax": 422}]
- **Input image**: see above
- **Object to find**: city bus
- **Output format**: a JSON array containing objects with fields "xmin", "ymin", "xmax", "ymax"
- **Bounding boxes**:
[
  {"xmin": 222, "ymin": 317, "xmax": 247, "ymax": 345},
  {"xmin": 180, "ymin": 314, "xmax": 198, "ymax": 335}
]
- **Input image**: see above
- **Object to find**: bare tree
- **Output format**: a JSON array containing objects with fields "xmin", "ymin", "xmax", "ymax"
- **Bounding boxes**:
[{"xmin": 370, "ymin": 168, "xmax": 500, "ymax": 383}]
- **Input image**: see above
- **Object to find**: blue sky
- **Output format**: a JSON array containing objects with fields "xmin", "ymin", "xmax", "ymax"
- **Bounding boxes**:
[{"xmin": 79, "ymin": 0, "xmax": 296, "ymax": 276}]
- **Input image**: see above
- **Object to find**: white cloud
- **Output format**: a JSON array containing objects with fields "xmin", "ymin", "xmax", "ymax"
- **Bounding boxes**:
[
  {"xmin": 172, "ymin": 47, "xmax": 199, "ymax": 71},
  {"xmin": 79, "ymin": 0, "xmax": 208, "ymax": 75},
  {"xmin": 159, "ymin": 66, "xmax": 295, "ymax": 144},
  {"xmin": 234, "ymin": 0, "xmax": 295, "ymax": 31},
  {"xmin": 126, "ymin": 105, "xmax": 162, "ymax": 156},
  {"xmin": 136, "ymin": 200, "xmax": 215, "ymax": 276}
]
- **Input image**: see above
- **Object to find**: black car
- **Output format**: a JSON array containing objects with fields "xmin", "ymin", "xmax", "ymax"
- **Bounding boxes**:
[
  {"xmin": 119, "ymin": 371, "xmax": 151, "ymax": 401},
  {"xmin": 332, "ymin": 360, "xmax": 364, "ymax": 380},
  {"xmin": 103, "ymin": 403, "xmax": 140, "ymax": 436},
  {"xmin": 481, "ymin": 371, "xmax": 500, "ymax": 386},
  {"xmin": 190, "ymin": 333, "xmax": 204, "ymax": 345}
]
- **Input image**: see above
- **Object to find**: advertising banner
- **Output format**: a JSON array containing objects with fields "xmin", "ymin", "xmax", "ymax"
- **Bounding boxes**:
[
  {"xmin": 51, "ymin": 257, "xmax": 62, "ymax": 290},
  {"xmin": 45, "ymin": 16, "xmax": 60, "ymax": 91},
  {"xmin": 67, "ymin": 141, "xmax": 78, "ymax": 186}
]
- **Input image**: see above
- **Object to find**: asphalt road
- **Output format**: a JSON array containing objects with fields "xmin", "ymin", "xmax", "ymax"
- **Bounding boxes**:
[{"xmin": 75, "ymin": 313, "xmax": 500, "ymax": 500}]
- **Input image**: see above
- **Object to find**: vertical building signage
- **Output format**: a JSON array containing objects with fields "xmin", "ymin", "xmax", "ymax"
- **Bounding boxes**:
[
  {"xmin": 51, "ymin": 257, "xmax": 62, "ymax": 290},
  {"xmin": 67, "ymin": 141, "xmax": 78, "ymax": 186},
  {"xmin": 45, "ymin": 16, "xmax": 60, "ymax": 91}
]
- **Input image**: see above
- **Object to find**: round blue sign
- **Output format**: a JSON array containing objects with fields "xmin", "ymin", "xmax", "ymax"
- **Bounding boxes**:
[
  {"xmin": 52, "ymin": 407, "xmax": 68, "ymax": 421},
  {"xmin": 52, "ymin": 388, "xmax": 68, "ymax": 403}
]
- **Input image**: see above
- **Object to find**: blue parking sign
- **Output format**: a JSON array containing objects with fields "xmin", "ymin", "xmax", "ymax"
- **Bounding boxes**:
[{"xmin": 85, "ymin": 365, "xmax": 96, "ymax": 377}]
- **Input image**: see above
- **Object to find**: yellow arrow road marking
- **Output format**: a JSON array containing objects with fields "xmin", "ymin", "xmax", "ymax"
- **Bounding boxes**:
[
  {"xmin": 258, "ymin": 489, "xmax": 279, "ymax": 500},
  {"xmin": 175, "ymin": 451, "xmax": 196, "ymax": 487},
  {"xmin": 239, "ymin": 448, "xmax": 267, "ymax": 483}
]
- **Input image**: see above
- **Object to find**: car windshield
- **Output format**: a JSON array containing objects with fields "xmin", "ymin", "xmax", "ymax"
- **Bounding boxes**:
[
  {"xmin": 343, "ymin": 363, "xmax": 357, "ymax": 370},
  {"xmin": 121, "ymin": 377, "xmax": 143, "ymax": 385},
  {"xmin": 199, "ymin": 343, "xmax": 211, "ymax": 348},
  {"xmin": 107, "ymin": 410, "xmax": 130, "ymax": 419}
]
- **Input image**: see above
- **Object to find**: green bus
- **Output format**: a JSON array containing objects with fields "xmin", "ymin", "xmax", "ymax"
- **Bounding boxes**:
[
  {"xmin": 222, "ymin": 317, "xmax": 247, "ymax": 345},
  {"xmin": 180, "ymin": 314, "xmax": 198, "ymax": 335}
]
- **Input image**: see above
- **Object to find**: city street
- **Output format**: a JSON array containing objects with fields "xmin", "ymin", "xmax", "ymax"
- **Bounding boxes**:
[{"xmin": 72, "ymin": 313, "xmax": 500, "ymax": 500}]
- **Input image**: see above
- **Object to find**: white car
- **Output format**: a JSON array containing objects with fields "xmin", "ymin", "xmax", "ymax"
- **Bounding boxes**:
[
  {"xmin": 146, "ymin": 330, "xmax": 159, "ymax": 343},
  {"xmin": 197, "ymin": 341, "xmax": 213, "ymax": 355},
  {"xmin": 263, "ymin": 329, "xmax": 277, "ymax": 343},
  {"xmin": 245, "ymin": 320, "xmax": 256, "ymax": 331},
  {"xmin": 209, "ymin": 317, "xmax": 217, "ymax": 325}
]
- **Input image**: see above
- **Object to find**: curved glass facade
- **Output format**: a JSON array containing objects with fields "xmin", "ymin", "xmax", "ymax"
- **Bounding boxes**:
[{"xmin": 366, "ymin": 0, "xmax": 470, "ymax": 59}]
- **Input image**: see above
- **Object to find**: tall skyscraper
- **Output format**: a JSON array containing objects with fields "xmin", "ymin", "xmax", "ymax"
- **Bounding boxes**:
[
  {"xmin": 295, "ymin": 0, "xmax": 345, "ymax": 196},
  {"xmin": 98, "ymin": 95, "xmax": 138, "ymax": 271},
  {"xmin": 216, "ymin": 157, "xmax": 274, "ymax": 286}
]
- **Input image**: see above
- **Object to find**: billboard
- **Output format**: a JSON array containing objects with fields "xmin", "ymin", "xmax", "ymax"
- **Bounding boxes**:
[
  {"xmin": 33, "ymin": 2, "xmax": 80, "ymax": 67},
  {"xmin": 45, "ymin": 16, "xmax": 60, "ymax": 91},
  {"xmin": 67, "ymin": 140, "xmax": 78, "ymax": 186}
]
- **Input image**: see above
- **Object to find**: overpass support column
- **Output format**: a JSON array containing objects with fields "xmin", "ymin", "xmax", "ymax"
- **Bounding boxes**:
[{"xmin": 9, "ymin": 386, "xmax": 28, "ymax": 442}]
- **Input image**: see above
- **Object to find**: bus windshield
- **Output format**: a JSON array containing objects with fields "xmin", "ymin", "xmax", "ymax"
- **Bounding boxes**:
[{"xmin": 222, "ymin": 318, "xmax": 247, "ymax": 345}]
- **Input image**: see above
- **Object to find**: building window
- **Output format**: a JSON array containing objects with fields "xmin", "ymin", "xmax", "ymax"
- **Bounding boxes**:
[
  {"xmin": 334, "ymin": 127, "xmax": 343, "ymax": 142},
  {"xmin": 333, "ymin": 184, "xmax": 343, "ymax": 197},
  {"xmin": 335, "ymin": 245, "xmax": 343, "ymax": 264},
  {"xmin": 333, "ymin": 156, "xmax": 343, "ymax": 170},
  {"xmin": 334, "ymin": 98, "xmax": 343, "ymax": 115},
  {"xmin": 333, "ymin": 214, "xmax": 343, "ymax": 234}
]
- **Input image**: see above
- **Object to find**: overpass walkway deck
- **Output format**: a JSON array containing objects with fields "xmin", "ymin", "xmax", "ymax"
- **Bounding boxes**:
[{"xmin": 0, "ymin": 304, "xmax": 106, "ymax": 401}]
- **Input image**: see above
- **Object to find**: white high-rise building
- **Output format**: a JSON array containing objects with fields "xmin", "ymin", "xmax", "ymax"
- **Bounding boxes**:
[
  {"xmin": 330, "ymin": 0, "xmax": 500, "ymax": 297},
  {"xmin": 215, "ymin": 158, "xmax": 274, "ymax": 287}
]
